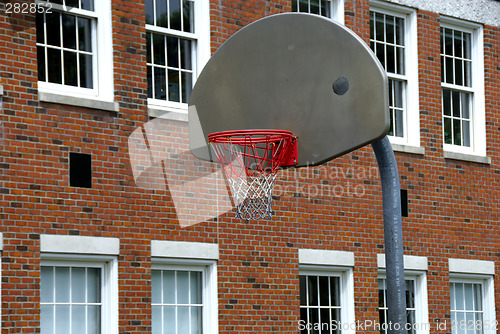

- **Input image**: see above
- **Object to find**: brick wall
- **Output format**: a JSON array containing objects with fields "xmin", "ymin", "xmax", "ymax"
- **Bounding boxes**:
[{"xmin": 0, "ymin": 0, "xmax": 498, "ymax": 333}]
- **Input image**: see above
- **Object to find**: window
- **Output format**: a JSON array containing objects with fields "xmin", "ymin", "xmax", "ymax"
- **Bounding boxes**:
[
  {"xmin": 146, "ymin": 0, "xmax": 210, "ymax": 115},
  {"xmin": 40, "ymin": 256, "xmax": 118, "ymax": 334},
  {"xmin": 440, "ymin": 18, "xmax": 485, "ymax": 156},
  {"xmin": 379, "ymin": 278, "xmax": 417, "ymax": 334},
  {"xmin": 36, "ymin": 0, "xmax": 113, "ymax": 100},
  {"xmin": 370, "ymin": 2, "xmax": 418, "ymax": 147},
  {"xmin": 291, "ymin": 0, "xmax": 343, "ymax": 23},
  {"xmin": 151, "ymin": 261, "xmax": 217, "ymax": 334}
]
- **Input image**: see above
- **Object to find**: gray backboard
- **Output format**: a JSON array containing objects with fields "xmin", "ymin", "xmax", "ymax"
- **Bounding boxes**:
[{"xmin": 189, "ymin": 13, "xmax": 389, "ymax": 167}]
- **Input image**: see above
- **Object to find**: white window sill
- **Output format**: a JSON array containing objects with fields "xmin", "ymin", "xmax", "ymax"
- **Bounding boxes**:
[
  {"xmin": 148, "ymin": 107, "xmax": 188, "ymax": 122},
  {"xmin": 391, "ymin": 143, "xmax": 425, "ymax": 155},
  {"xmin": 444, "ymin": 151, "xmax": 491, "ymax": 164},
  {"xmin": 39, "ymin": 91, "xmax": 119, "ymax": 112}
]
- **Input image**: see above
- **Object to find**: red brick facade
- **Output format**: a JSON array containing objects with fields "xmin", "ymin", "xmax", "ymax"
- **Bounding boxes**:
[{"xmin": 0, "ymin": 0, "xmax": 498, "ymax": 333}]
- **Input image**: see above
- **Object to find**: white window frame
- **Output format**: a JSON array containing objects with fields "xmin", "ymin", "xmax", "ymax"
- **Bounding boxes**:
[
  {"xmin": 378, "ymin": 271, "xmax": 429, "ymax": 334},
  {"xmin": 291, "ymin": 0, "xmax": 344, "ymax": 24},
  {"xmin": 449, "ymin": 275, "xmax": 496, "ymax": 334},
  {"xmin": 146, "ymin": 0, "xmax": 210, "ymax": 118},
  {"xmin": 36, "ymin": 0, "xmax": 114, "ymax": 102},
  {"xmin": 440, "ymin": 16, "xmax": 486, "ymax": 157},
  {"xmin": 151, "ymin": 258, "xmax": 217, "ymax": 334},
  {"xmin": 40, "ymin": 254, "xmax": 119, "ymax": 334},
  {"xmin": 299, "ymin": 265, "xmax": 354, "ymax": 334},
  {"xmin": 370, "ymin": 0, "xmax": 419, "ymax": 149}
]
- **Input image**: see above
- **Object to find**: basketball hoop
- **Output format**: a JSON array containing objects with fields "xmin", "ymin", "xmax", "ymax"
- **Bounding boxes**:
[{"xmin": 208, "ymin": 130, "xmax": 297, "ymax": 220}]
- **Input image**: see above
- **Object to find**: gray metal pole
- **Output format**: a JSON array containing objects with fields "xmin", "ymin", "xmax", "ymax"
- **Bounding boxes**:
[{"xmin": 371, "ymin": 136, "xmax": 408, "ymax": 334}]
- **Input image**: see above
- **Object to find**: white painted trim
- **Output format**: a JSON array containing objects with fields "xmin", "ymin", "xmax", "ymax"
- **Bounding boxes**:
[
  {"xmin": 333, "ymin": 0, "xmax": 345, "ymax": 25},
  {"xmin": 299, "ymin": 249, "xmax": 354, "ymax": 267},
  {"xmin": 371, "ymin": 1, "xmax": 420, "ymax": 148},
  {"xmin": 39, "ymin": 91, "xmax": 118, "ymax": 112},
  {"xmin": 440, "ymin": 17, "xmax": 486, "ymax": 157},
  {"xmin": 391, "ymin": 143, "xmax": 425, "ymax": 155},
  {"xmin": 378, "ymin": 271, "xmax": 429, "ymax": 334},
  {"xmin": 152, "ymin": 260, "xmax": 218, "ymax": 334},
  {"xmin": 40, "ymin": 234, "xmax": 120, "ymax": 255},
  {"xmin": 444, "ymin": 150, "xmax": 491, "ymax": 164},
  {"xmin": 0, "ymin": 232, "xmax": 3, "ymax": 250},
  {"xmin": 449, "ymin": 258, "xmax": 495, "ymax": 275},
  {"xmin": 299, "ymin": 265, "xmax": 355, "ymax": 334},
  {"xmin": 0, "ymin": 85, "xmax": 3, "ymax": 96},
  {"xmin": 449, "ymin": 275, "xmax": 496, "ymax": 334},
  {"xmin": 40, "ymin": 254, "xmax": 119, "ymax": 334},
  {"xmin": 377, "ymin": 254, "xmax": 428, "ymax": 271},
  {"xmin": 151, "ymin": 240, "xmax": 219, "ymax": 260}
]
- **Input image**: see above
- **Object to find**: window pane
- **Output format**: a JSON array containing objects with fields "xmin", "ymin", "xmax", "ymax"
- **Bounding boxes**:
[
  {"xmin": 36, "ymin": 13, "xmax": 45, "ymax": 44},
  {"xmin": 64, "ymin": 50, "xmax": 78, "ymax": 86},
  {"xmin": 180, "ymin": 39, "xmax": 192, "ymax": 70},
  {"xmin": 320, "ymin": 308, "xmax": 330, "ymax": 332},
  {"xmin": 146, "ymin": 0, "xmax": 154, "ymax": 25},
  {"xmin": 146, "ymin": 32, "xmax": 152, "ymax": 63},
  {"xmin": 456, "ymin": 312, "xmax": 466, "ymax": 334},
  {"xmin": 454, "ymin": 31, "xmax": 463, "ymax": 58},
  {"xmin": 320, "ymin": 0, "xmax": 330, "ymax": 18},
  {"xmin": 177, "ymin": 306, "xmax": 190, "ymax": 333},
  {"xmin": 55, "ymin": 305, "xmax": 70, "ymax": 334},
  {"xmin": 87, "ymin": 267, "xmax": 101, "ymax": 303},
  {"xmin": 310, "ymin": 0, "xmax": 320, "ymax": 15},
  {"xmin": 378, "ymin": 279, "xmax": 386, "ymax": 308},
  {"xmin": 464, "ymin": 284, "xmax": 474, "ymax": 310},
  {"xmin": 88, "ymin": 305, "xmax": 101, "ymax": 334},
  {"xmin": 154, "ymin": 67, "xmax": 167, "ymax": 100},
  {"xmin": 376, "ymin": 43, "xmax": 385, "ymax": 69},
  {"xmin": 153, "ymin": 33, "xmax": 166, "ymax": 65},
  {"xmin": 444, "ymin": 117, "xmax": 452, "ymax": 144},
  {"xmin": 164, "ymin": 306, "xmax": 176, "ymax": 334},
  {"xmin": 78, "ymin": 17, "xmax": 92, "ymax": 52},
  {"xmin": 395, "ymin": 109, "xmax": 404, "ymax": 138},
  {"xmin": 407, "ymin": 310, "xmax": 416, "ymax": 334},
  {"xmin": 474, "ymin": 284, "xmax": 482, "ymax": 310},
  {"xmin": 300, "ymin": 308, "xmax": 308, "ymax": 334},
  {"xmin": 319, "ymin": 276, "xmax": 329, "ymax": 306},
  {"xmin": 162, "ymin": 270, "xmax": 175, "ymax": 304},
  {"xmin": 183, "ymin": 0, "xmax": 194, "ymax": 33},
  {"xmin": 41, "ymin": 266, "xmax": 54, "ymax": 303},
  {"xmin": 451, "ymin": 283, "xmax": 456, "ymax": 309},
  {"xmin": 152, "ymin": 270, "xmax": 162, "ymax": 304},
  {"xmin": 168, "ymin": 69, "xmax": 180, "ymax": 102},
  {"xmin": 452, "ymin": 90, "xmax": 461, "ymax": 117},
  {"xmin": 308, "ymin": 276, "xmax": 318, "ymax": 306},
  {"xmin": 455, "ymin": 59, "xmax": 463, "ymax": 86},
  {"xmin": 65, "ymin": 0, "xmax": 79, "ymax": 8},
  {"xmin": 147, "ymin": 66, "xmax": 153, "ymax": 98},
  {"xmin": 464, "ymin": 33, "xmax": 471, "ymax": 59},
  {"xmin": 464, "ymin": 61, "xmax": 472, "ymax": 87},
  {"xmin": 152, "ymin": 306, "xmax": 162, "ymax": 334},
  {"xmin": 394, "ymin": 80, "xmax": 403, "ymax": 108},
  {"xmin": 455, "ymin": 283, "xmax": 465, "ymax": 310},
  {"xmin": 81, "ymin": 0, "xmax": 94, "ymax": 11},
  {"xmin": 55, "ymin": 267, "xmax": 70, "ymax": 302},
  {"xmin": 46, "ymin": 12, "xmax": 61, "ymax": 47},
  {"xmin": 71, "ymin": 305, "xmax": 86, "ymax": 334},
  {"xmin": 190, "ymin": 306, "xmax": 202, "ymax": 334},
  {"xmin": 62, "ymin": 14, "xmax": 77, "ymax": 49},
  {"xmin": 181, "ymin": 71, "xmax": 192, "ymax": 103},
  {"xmin": 79, "ymin": 53, "xmax": 93, "ymax": 88},
  {"xmin": 453, "ymin": 119, "xmax": 462, "ymax": 145},
  {"xmin": 299, "ymin": 276, "xmax": 307, "ymax": 306},
  {"xmin": 167, "ymin": 36, "xmax": 179, "ymax": 68},
  {"xmin": 169, "ymin": 0, "xmax": 182, "ymax": 30},
  {"xmin": 386, "ymin": 16, "xmax": 395, "ymax": 44},
  {"xmin": 177, "ymin": 271, "xmax": 190, "ymax": 304},
  {"xmin": 386, "ymin": 45, "xmax": 395, "ymax": 73},
  {"xmin": 330, "ymin": 277, "xmax": 340, "ymax": 306},
  {"xmin": 405, "ymin": 280, "xmax": 415, "ymax": 308},
  {"xmin": 375, "ymin": 13, "xmax": 385, "ymax": 42},
  {"xmin": 395, "ymin": 17, "xmax": 404, "ymax": 45},
  {"xmin": 445, "ymin": 57, "xmax": 454, "ymax": 84},
  {"xmin": 41, "ymin": 305, "xmax": 54, "ymax": 333},
  {"xmin": 444, "ymin": 28, "xmax": 453, "ymax": 56},
  {"xmin": 396, "ymin": 46, "xmax": 404, "ymax": 75},
  {"xmin": 190, "ymin": 271, "xmax": 202, "ymax": 304},
  {"xmin": 308, "ymin": 308, "xmax": 319, "ymax": 333},
  {"xmin": 156, "ymin": 0, "xmax": 168, "ymax": 28},
  {"xmin": 299, "ymin": 0, "xmax": 308, "ymax": 13},
  {"xmin": 71, "ymin": 267, "xmax": 86, "ymax": 303},
  {"xmin": 443, "ymin": 89, "xmax": 451, "ymax": 116}
]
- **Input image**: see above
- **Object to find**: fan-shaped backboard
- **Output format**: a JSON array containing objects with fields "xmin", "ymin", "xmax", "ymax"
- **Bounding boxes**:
[{"xmin": 189, "ymin": 13, "xmax": 389, "ymax": 167}]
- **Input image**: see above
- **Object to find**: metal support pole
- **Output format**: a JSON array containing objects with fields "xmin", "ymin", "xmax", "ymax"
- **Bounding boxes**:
[{"xmin": 371, "ymin": 136, "xmax": 408, "ymax": 334}]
